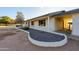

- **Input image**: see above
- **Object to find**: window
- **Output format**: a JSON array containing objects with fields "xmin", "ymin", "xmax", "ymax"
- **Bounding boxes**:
[
  {"xmin": 39, "ymin": 19, "xmax": 46, "ymax": 26},
  {"xmin": 26, "ymin": 22, "xmax": 27, "ymax": 24},
  {"xmin": 31, "ymin": 21, "xmax": 34, "ymax": 25}
]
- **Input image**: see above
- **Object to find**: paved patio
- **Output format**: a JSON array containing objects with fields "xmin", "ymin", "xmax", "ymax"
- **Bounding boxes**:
[{"xmin": 0, "ymin": 28, "xmax": 79, "ymax": 51}]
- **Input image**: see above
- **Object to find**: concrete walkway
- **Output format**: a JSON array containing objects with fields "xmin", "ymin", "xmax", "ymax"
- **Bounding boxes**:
[{"xmin": 0, "ymin": 28, "xmax": 79, "ymax": 51}]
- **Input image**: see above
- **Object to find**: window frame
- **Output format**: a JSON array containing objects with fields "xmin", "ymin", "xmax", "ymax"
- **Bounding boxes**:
[
  {"xmin": 39, "ymin": 19, "xmax": 46, "ymax": 26},
  {"xmin": 31, "ymin": 21, "xmax": 34, "ymax": 26}
]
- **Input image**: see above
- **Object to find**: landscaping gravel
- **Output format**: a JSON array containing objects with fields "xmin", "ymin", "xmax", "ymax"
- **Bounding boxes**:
[{"xmin": 27, "ymin": 29, "xmax": 65, "ymax": 42}]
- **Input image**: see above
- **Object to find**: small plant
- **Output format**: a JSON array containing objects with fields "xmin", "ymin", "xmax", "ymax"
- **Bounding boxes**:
[
  {"xmin": 22, "ymin": 27, "xmax": 29, "ymax": 30},
  {"xmin": 16, "ymin": 24, "xmax": 22, "ymax": 27}
]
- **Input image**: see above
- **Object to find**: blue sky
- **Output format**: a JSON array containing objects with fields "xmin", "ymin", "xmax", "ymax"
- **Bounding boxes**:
[{"xmin": 0, "ymin": 7, "xmax": 78, "ymax": 20}]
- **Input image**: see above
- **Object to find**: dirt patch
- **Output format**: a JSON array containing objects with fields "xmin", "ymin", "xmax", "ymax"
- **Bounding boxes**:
[
  {"xmin": 1, "ymin": 32, "xmax": 16, "ymax": 36},
  {"xmin": 0, "ymin": 28, "xmax": 79, "ymax": 51},
  {"xmin": 0, "ymin": 31, "xmax": 16, "ymax": 41}
]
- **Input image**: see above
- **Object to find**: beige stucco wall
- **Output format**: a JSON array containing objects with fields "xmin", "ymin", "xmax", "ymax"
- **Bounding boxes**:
[
  {"xmin": 25, "ymin": 21, "xmax": 30, "ymax": 27},
  {"xmin": 30, "ymin": 18, "xmax": 49, "ymax": 32},
  {"xmin": 29, "ymin": 17, "xmax": 56, "ymax": 32},
  {"xmin": 29, "ymin": 16, "xmax": 73, "ymax": 32},
  {"xmin": 48, "ymin": 17, "xmax": 56, "ymax": 32},
  {"xmin": 26, "ymin": 13, "xmax": 79, "ymax": 37},
  {"xmin": 55, "ymin": 17, "xmax": 64, "ymax": 31},
  {"xmin": 72, "ymin": 13, "xmax": 79, "ymax": 36}
]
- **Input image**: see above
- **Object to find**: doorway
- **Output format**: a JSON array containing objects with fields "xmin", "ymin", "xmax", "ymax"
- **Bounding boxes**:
[{"xmin": 55, "ymin": 15, "xmax": 72, "ymax": 35}]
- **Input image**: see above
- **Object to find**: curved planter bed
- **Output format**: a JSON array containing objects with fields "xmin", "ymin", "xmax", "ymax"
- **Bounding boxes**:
[{"xmin": 17, "ymin": 28, "xmax": 67, "ymax": 47}]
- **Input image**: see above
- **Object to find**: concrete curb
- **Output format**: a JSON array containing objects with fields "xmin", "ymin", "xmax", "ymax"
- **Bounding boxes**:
[{"xmin": 16, "ymin": 28, "xmax": 68, "ymax": 47}]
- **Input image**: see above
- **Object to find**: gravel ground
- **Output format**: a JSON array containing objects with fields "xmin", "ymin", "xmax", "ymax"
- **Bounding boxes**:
[
  {"xmin": 27, "ymin": 29, "xmax": 65, "ymax": 42},
  {"xmin": 0, "ymin": 28, "xmax": 79, "ymax": 51}
]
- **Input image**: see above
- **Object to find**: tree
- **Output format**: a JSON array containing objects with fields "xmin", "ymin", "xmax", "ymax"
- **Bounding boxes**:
[
  {"xmin": 15, "ymin": 12, "xmax": 24, "ymax": 24},
  {"xmin": 0, "ymin": 16, "xmax": 14, "ymax": 25},
  {"xmin": 9, "ymin": 19, "xmax": 16, "ymax": 24}
]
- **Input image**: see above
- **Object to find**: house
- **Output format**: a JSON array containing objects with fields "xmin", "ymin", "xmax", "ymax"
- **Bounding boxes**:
[{"xmin": 26, "ymin": 8, "xmax": 79, "ymax": 37}]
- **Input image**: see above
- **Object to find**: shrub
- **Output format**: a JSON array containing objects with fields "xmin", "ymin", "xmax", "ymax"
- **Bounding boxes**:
[
  {"xmin": 22, "ymin": 27, "xmax": 29, "ymax": 30},
  {"xmin": 16, "ymin": 24, "xmax": 22, "ymax": 27}
]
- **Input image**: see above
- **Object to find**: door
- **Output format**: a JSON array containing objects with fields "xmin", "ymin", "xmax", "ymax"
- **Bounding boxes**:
[{"xmin": 55, "ymin": 17, "xmax": 64, "ymax": 31}]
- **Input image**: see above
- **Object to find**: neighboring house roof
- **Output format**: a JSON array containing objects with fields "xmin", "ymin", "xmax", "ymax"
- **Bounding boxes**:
[{"xmin": 26, "ymin": 8, "xmax": 79, "ymax": 21}]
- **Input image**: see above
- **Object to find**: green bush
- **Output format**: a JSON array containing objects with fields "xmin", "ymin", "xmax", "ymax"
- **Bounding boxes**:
[
  {"xmin": 22, "ymin": 27, "xmax": 29, "ymax": 30},
  {"xmin": 16, "ymin": 24, "xmax": 22, "ymax": 27}
]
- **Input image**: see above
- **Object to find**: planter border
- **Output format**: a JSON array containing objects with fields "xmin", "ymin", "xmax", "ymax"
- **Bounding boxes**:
[{"xmin": 16, "ymin": 28, "xmax": 68, "ymax": 47}]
